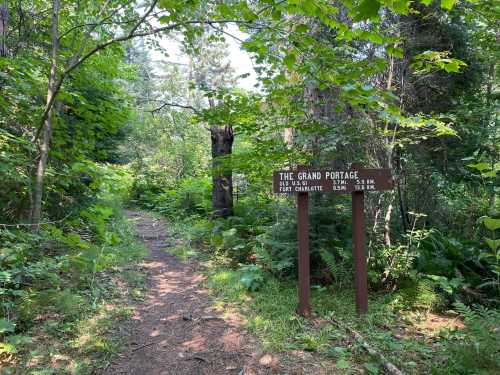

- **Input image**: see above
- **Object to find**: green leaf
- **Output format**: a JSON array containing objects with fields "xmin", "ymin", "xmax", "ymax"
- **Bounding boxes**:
[
  {"xmin": 295, "ymin": 24, "xmax": 308, "ymax": 33},
  {"xmin": 356, "ymin": 0, "xmax": 381, "ymax": 21},
  {"xmin": 386, "ymin": 45, "xmax": 404, "ymax": 58},
  {"xmin": 443, "ymin": 60, "xmax": 460, "ymax": 73},
  {"xmin": 303, "ymin": 1, "xmax": 317, "ymax": 15},
  {"xmin": 217, "ymin": 3, "xmax": 233, "ymax": 18},
  {"xmin": 0, "ymin": 342, "xmax": 17, "ymax": 354},
  {"xmin": 283, "ymin": 53, "xmax": 297, "ymax": 70},
  {"xmin": 364, "ymin": 362, "xmax": 380, "ymax": 374},
  {"xmin": 483, "ymin": 170, "xmax": 497, "ymax": 178},
  {"xmin": 242, "ymin": 8, "xmax": 258, "ymax": 21},
  {"xmin": 421, "ymin": 0, "xmax": 433, "ymax": 5},
  {"xmin": 440, "ymin": 0, "xmax": 457, "ymax": 10},
  {"xmin": 484, "ymin": 218, "xmax": 500, "ymax": 231},
  {"xmin": 0, "ymin": 319, "xmax": 16, "ymax": 334},
  {"xmin": 158, "ymin": 0, "xmax": 179, "ymax": 9},
  {"xmin": 336, "ymin": 358, "xmax": 350, "ymax": 369},
  {"xmin": 485, "ymin": 238, "xmax": 500, "ymax": 252},
  {"xmin": 467, "ymin": 162, "xmax": 490, "ymax": 172}
]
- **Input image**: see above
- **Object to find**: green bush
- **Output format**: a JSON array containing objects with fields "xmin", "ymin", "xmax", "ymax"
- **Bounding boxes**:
[
  {"xmin": 133, "ymin": 176, "xmax": 211, "ymax": 217},
  {"xmin": 0, "ymin": 165, "xmax": 144, "ymax": 360},
  {"xmin": 433, "ymin": 303, "xmax": 500, "ymax": 374}
]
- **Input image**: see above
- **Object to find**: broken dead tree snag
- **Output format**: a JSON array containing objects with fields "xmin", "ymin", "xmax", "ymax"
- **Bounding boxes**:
[
  {"xmin": 211, "ymin": 124, "xmax": 234, "ymax": 218},
  {"xmin": 329, "ymin": 316, "xmax": 406, "ymax": 375}
]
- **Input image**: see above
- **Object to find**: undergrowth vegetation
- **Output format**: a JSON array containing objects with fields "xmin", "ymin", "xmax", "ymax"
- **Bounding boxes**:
[
  {"xmin": 134, "ymin": 158, "xmax": 499, "ymax": 374},
  {"xmin": 164, "ymin": 218, "xmax": 500, "ymax": 375},
  {"xmin": 0, "ymin": 165, "xmax": 147, "ymax": 373}
]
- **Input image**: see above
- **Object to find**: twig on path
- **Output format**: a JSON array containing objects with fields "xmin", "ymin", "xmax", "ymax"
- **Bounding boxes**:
[
  {"xmin": 182, "ymin": 314, "xmax": 223, "ymax": 322},
  {"xmin": 200, "ymin": 315, "xmax": 223, "ymax": 321},
  {"xmin": 185, "ymin": 355, "xmax": 209, "ymax": 363},
  {"xmin": 329, "ymin": 316, "xmax": 406, "ymax": 375},
  {"xmin": 131, "ymin": 341, "xmax": 159, "ymax": 352}
]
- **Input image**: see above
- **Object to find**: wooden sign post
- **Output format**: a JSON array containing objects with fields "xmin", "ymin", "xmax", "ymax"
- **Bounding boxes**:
[
  {"xmin": 297, "ymin": 191, "xmax": 311, "ymax": 316},
  {"xmin": 273, "ymin": 163, "xmax": 393, "ymax": 316}
]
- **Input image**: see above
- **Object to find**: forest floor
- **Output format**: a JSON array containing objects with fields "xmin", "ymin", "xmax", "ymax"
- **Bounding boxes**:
[{"xmin": 105, "ymin": 210, "xmax": 335, "ymax": 375}]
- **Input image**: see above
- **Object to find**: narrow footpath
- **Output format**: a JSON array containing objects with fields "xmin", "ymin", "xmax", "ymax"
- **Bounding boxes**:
[{"xmin": 105, "ymin": 211, "xmax": 300, "ymax": 375}]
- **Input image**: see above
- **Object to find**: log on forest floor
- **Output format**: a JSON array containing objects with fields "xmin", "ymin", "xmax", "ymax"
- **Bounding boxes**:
[{"xmin": 329, "ymin": 317, "xmax": 406, "ymax": 375}]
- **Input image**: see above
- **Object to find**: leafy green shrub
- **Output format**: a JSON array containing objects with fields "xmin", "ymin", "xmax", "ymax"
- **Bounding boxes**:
[
  {"xmin": 319, "ymin": 248, "xmax": 352, "ymax": 288},
  {"xmin": 394, "ymin": 278, "xmax": 446, "ymax": 311},
  {"xmin": 133, "ymin": 176, "xmax": 211, "ymax": 217},
  {"xmin": 0, "ymin": 129, "xmax": 33, "ymax": 222},
  {"xmin": 251, "ymin": 209, "xmax": 297, "ymax": 276},
  {"xmin": 434, "ymin": 303, "xmax": 500, "ymax": 374},
  {"xmin": 239, "ymin": 265, "xmax": 266, "ymax": 291},
  {"xmin": 16, "ymin": 290, "xmax": 87, "ymax": 324},
  {"xmin": 0, "ymin": 165, "xmax": 144, "ymax": 364}
]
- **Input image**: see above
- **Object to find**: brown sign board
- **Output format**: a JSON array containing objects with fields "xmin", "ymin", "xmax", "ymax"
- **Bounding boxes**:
[
  {"xmin": 272, "ymin": 164, "xmax": 394, "ymax": 316},
  {"xmin": 273, "ymin": 168, "xmax": 393, "ymax": 194}
]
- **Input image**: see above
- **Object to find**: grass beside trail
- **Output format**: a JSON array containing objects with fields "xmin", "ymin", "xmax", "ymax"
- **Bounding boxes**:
[
  {"xmin": 4, "ymin": 210, "xmax": 148, "ymax": 375},
  {"xmin": 165, "ymin": 218, "xmax": 499, "ymax": 375},
  {"xmin": 203, "ymin": 265, "xmax": 436, "ymax": 374}
]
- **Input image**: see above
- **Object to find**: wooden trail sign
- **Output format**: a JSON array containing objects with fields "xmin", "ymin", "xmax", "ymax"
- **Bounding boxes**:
[
  {"xmin": 273, "ymin": 164, "xmax": 393, "ymax": 316},
  {"xmin": 273, "ymin": 168, "xmax": 393, "ymax": 194}
]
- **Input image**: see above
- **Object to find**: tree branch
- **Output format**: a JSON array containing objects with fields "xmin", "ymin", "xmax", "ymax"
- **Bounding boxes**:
[
  {"xmin": 34, "ymin": 18, "xmax": 253, "ymax": 141},
  {"xmin": 150, "ymin": 101, "xmax": 200, "ymax": 115},
  {"xmin": 129, "ymin": 0, "xmax": 158, "ymax": 36}
]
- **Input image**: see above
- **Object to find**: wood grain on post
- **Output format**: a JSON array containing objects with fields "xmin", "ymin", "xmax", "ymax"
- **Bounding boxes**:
[
  {"xmin": 351, "ymin": 163, "xmax": 368, "ymax": 314},
  {"xmin": 296, "ymin": 165, "xmax": 311, "ymax": 317}
]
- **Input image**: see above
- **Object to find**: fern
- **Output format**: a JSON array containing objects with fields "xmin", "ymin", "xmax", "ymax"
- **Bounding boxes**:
[
  {"xmin": 438, "ymin": 302, "xmax": 500, "ymax": 374},
  {"xmin": 320, "ymin": 249, "xmax": 338, "ymax": 276},
  {"xmin": 319, "ymin": 248, "xmax": 351, "ymax": 287}
]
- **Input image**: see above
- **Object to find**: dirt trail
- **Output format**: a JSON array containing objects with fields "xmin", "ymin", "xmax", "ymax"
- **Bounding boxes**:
[{"xmin": 105, "ymin": 211, "xmax": 299, "ymax": 375}]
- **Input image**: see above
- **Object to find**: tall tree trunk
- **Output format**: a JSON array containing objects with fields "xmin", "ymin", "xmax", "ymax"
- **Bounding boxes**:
[
  {"xmin": 210, "ymin": 124, "xmax": 234, "ymax": 218},
  {"xmin": 0, "ymin": 3, "xmax": 7, "ymax": 57},
  {"xmin": 31, "ymin": 0, "xmax": 59, "ymax": 229}
]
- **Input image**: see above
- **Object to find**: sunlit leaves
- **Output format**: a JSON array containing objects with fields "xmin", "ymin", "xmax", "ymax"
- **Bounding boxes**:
[
  {"xmin": 283, "ymin": 53, "xmax": 297, "ymax": 70},
  {"xmin": 398, "ymin": 116, "xmax": 457, "ymax": 140},
  {"xmin": 412, "ymin": 51, "xmax": 467, "ymax": 74},
  {"xmin": 440, "ymin": 0, "xmax": 457, "ymax": 10},
  {"xmin": 485, "ymin": 238, "xmax": 500, "ymax": 251},
  {"xmin": 467, "ymin": 162, "xmax": 491, "ymax": 172},
  {"xmin": 355, "ymin": 0, "xmax": 381, "ymax": 21},
  {"xmin": 386, "ymin": 45, "xmax": 404, "ymax": 58},
  {"xmin": 483, "ymin": 218, "xmax": 500, "ymax": 231}
]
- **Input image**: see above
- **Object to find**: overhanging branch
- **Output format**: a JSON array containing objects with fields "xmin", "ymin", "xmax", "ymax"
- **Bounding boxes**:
[
  {"xmin": 150, "ymin": 101, "xmax": 200, "ymax": 115},
  {"xmin": 34, "ymin": 17, "xmax": 251, "ymax": 141}
]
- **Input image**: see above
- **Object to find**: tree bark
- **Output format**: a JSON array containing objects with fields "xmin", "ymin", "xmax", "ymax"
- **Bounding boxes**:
[
  {"xmin": 31, "ymin": 0, "xmax": 59, "ymax": 229},
  {"xmin": 210, "ymin": 124, "xmax": 234, "ymax": 218},
  {"xmin": 0, "ymin": 3, "xmax": 7, "ymax": 57}
]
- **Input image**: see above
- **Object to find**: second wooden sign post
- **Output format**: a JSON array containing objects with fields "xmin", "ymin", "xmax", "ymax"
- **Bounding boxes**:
[{"xmin": 273, "ymin": 163, "xmax": 394, "ymax": 316}]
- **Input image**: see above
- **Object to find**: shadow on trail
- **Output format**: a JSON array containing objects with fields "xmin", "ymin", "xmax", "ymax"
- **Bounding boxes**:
[{"xmin": 105, "ymin": 211, "xmax": 283, "ymax": 375}]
